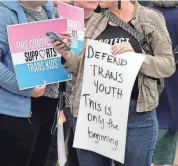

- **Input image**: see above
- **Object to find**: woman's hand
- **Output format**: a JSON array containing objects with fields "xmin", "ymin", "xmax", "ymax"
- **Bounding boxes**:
[
  {"xmin": 112, "ymin": 42, "xmax": 134, "ymax": 55},
  {"xmin": 32, "ymin": 81, "xmax": 46, "ymax": 98},
  {"xmin": 51, "ymin": 32, "xmax": 72, "ymax": 60}
]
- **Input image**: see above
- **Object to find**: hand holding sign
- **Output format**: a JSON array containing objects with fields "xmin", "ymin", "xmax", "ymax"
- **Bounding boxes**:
[
  {"xmin": 51, "ymin": 32, "xmax": 72, "ymax": 61},
  {"xmin": 73, "ymin": 39, "xmax": 145, "ymax": 164},
  {"xmin": 7, "ymin": 18, "xmax": 71, "ymax": 89},
  {"xmin": 112, "ymin": 42, "xmax": 134, "ymax": 55},
  {"xmin": 32, "ymin": 81, "xmax": 46, "ymax": 98}
]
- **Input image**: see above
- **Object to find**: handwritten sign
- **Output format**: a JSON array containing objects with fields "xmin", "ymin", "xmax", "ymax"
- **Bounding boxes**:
[
  {"xmin": 7, "ymin": 19, "xmax": 71, "ymax": 90},
  {"xmin": 73, "ymin": 39, "xmax": 145, "ymax": 163},
  {"xmin": 58, "ymin": 1, "xmax": 84, "ymax": 55}
]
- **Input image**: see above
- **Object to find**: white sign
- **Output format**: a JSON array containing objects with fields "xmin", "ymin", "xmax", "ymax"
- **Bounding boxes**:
[{"xmin": 73, "ymin": 39, "xmax": 145, "ymax": 163}]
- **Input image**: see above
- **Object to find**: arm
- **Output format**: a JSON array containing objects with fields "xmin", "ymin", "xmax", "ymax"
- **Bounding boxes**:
[
  {"xmin": 0, "ymin": 10, "xmax": 33, "ymax": 97},
  {"xmin": 140, "ymin": 13, "xmax": 176, "ymax": 78},
  {"xmin": 62, "ymin": 49, "xmax": 85, "ymax": 77}
]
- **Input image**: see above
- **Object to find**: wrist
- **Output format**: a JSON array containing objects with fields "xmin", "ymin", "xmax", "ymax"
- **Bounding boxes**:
[{"xmin": 63, "ymin": 52, "xmax": 71, "ymax": 61}]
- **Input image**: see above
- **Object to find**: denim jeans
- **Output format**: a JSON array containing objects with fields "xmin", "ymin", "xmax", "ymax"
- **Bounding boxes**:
[{"xmin": 73, "ymin": 100, "xmax": 158, "ymax": 166}]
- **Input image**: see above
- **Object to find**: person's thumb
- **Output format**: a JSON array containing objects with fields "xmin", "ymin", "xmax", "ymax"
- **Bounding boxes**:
[{"xmin": 40, "ymin": 80, "xmax": 46, "ymax": 90}]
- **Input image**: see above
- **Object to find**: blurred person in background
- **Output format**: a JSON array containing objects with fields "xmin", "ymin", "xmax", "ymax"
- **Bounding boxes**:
[
  {"xmin": 151, "ymin": 1, "xmax": 178, "ymax": 166},
  {"xmin": 46, "ymin": 1, "xmax": 98, "ymax": 166}
]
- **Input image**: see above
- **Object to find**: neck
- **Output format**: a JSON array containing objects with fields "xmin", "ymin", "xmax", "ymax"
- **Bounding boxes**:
[
  {"xmin": 109, "ymin": 1, "xmax": 134, "ymax": 22},
  {"xmin": 84, "ymin": 9, "xmax": 93, "ymax": 20},
  {"xmin": 73, "ymin": 2, "xmax": 93, "ymax": 20},
  {"xmin": 19, "ymin": 1, "xmax": 42, "ymax": 12}
]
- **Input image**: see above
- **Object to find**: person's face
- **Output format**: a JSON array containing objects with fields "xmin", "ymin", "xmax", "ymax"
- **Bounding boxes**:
[
  {"xmin": 74, "ymin": 1, "xmax": 99, "ymax": 11},
  {"xmin": 99, "ymin": 1, "xmax": 118, "ymax": 9}
]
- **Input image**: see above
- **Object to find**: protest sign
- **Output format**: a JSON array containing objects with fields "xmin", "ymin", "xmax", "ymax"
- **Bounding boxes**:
[
  {"xmin": 58, "ymin": 1, "xmax": 84, "ymax": 55},
  {"xmin": 58, "ymin": 123, "xmax": 67, "ymax": 166},
  {"xmin": 7, "ymin": 18, "xmax": 71, "ymax": 90},
  {"xmin": 73, "ymin": 39, "xmax": 145, "ymax": 163}
]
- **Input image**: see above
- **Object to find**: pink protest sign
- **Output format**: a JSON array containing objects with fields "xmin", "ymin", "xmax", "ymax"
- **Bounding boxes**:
[
  {"xmin": 58, "ymin": 1, "xmax": 85, "ymax": 55},
  {"xmin": 58, "ymin": 1, "xmax": 84, "ymax": 31},
  {"xmin": 7, "ymin": 18, "xmax": 71, "ymax": 90}
]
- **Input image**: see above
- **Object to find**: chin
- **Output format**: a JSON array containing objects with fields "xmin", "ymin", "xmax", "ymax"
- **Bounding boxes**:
[
  {"xmin": 98, "ymin": 5, "xmax": 107, "ymax": 9},
  {"xmin": 35, "ymin": 1, "xmax": 48, "ymax": 6},
  {"xmin": 98, "ymin": 2, "xmax": 108, "ymax": 9},
  {"xmin": 87, "ymin": 2, "xmax": 98, "ymax": 9}
]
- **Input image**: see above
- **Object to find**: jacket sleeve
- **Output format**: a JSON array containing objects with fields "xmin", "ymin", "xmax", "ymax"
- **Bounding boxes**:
[
  {"xmin": 62, "ymin": 49, "xmax": 85, "ymax": 76},
  {"xmin": 0, "ymin": 10, "xmax": 33, "ymax": 97},
  {"xmin": 140, "ymin": 12, "xmax": 176, "ymax": 78}
]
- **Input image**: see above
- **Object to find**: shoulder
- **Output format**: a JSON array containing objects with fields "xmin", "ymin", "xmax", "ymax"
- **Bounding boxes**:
[
  {"xmin": 138, "ymin": 6, "xmax": 165, "ymax": 26},
  {"xmin": 88, "ymin": 12, "xmax": 104, "ymax": 23},
  {"xmin": 0, "ymin": 6, "xmax": 15, "ymax": 25},
  {"xmin": 136, "ymin": 6, "xmax": 169, "ymax": 36},
  {"xmin": 86, "ymin": 12, "xmax": 106, "ymax": 29},
  {"xmin": 0, "ymin": 5, "xmax": 13, "ymax": 16},
  {"xmin": 85, "ymin": 13, "xmax": 106, "ymax": 38}
]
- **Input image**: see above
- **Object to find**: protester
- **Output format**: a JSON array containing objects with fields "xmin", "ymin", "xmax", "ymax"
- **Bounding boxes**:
[
  {"xmin": 64, "ymin": 2, "xmax": 99, "ymax": 166},
  {"xmin": 52, "ymin": 0, "xmax": 176, "ymax": 165},
  {"xmin": 61, "ymin": 0, "xmax": 98, "ymax": 108},
  {"xmin": 46, "ymin": 1, "xmax": 99, "ymax": 166},
  {"xmin": 151, "ymin": 1, "xmax": 178, "ymax": 166},
  {"xmin": 64, "ymin": 0, "xmax": 99, "ymax": 130},
  {"xmin": 94, "ymin": 1, "xmax": 152, "ymax": 13},
  {"xmin": 0, "ymin": 1, "xmax": 60, "ymax": 166}
]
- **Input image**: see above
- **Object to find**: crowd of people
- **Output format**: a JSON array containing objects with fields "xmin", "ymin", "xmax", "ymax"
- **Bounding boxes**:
[{"xmin": 0, "ymin": 0, "xmax": 178, "ymax": 166}]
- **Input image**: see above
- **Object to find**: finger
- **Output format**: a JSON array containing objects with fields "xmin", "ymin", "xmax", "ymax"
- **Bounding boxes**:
[
  {"xmin": 60, "ymin": 47, "xmax": 69, "ymax": 53},
  {"xmin": 60, "ymin": 35, "xmax": 71, "ymax": 39},
  {"xmin": 54, "ymin": 44, "xmax": 66, "ymax": 51},
  {"xmin": 40, "ymin": 89, "xmax": 46, "ymax": 95},
  {"xmin": 51, "ymin": 41, "xmax": 61, "ymax": 47},
  {"xmin": 43, "ymin": 80, "xmax": 46, "ymax": 86},
  {"xmin": 40, "ymin": 81, "xmax": 46, "ymax": 89},
  {"xmin": 50, "ymin": 39, "xmax": 55, "ymax": 43},
  {"xmin": 112, "ymin": 47, "xmax": 125, "ymax": 55},
  {"xmin": 112, "ymin": 44, "xmax": 119, "ymax": 50},
  {"xmin": 60, "ymin": 31, "xmax": 71, "ymax": 37},
  {"xmin": 112, "ymin": 46, "xmax": 122, "ymax": 54},
  {"xmin": 63, "ymin": 38, "xmax": 68, "ymax": 43},
  {"xmin": 61, "ymin": 36, "xmax": 72, "ymax": 43},
  {"xmin": 118, "ymin": 48, "xmax": 134, "ymax": 54},
  {"xmin": 112, "ymin": 43, "xmax": 124, "ymax": 53},
  {"xmin": 63, "ymin": 39, "xmax": 72, "ymax": 47}
]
